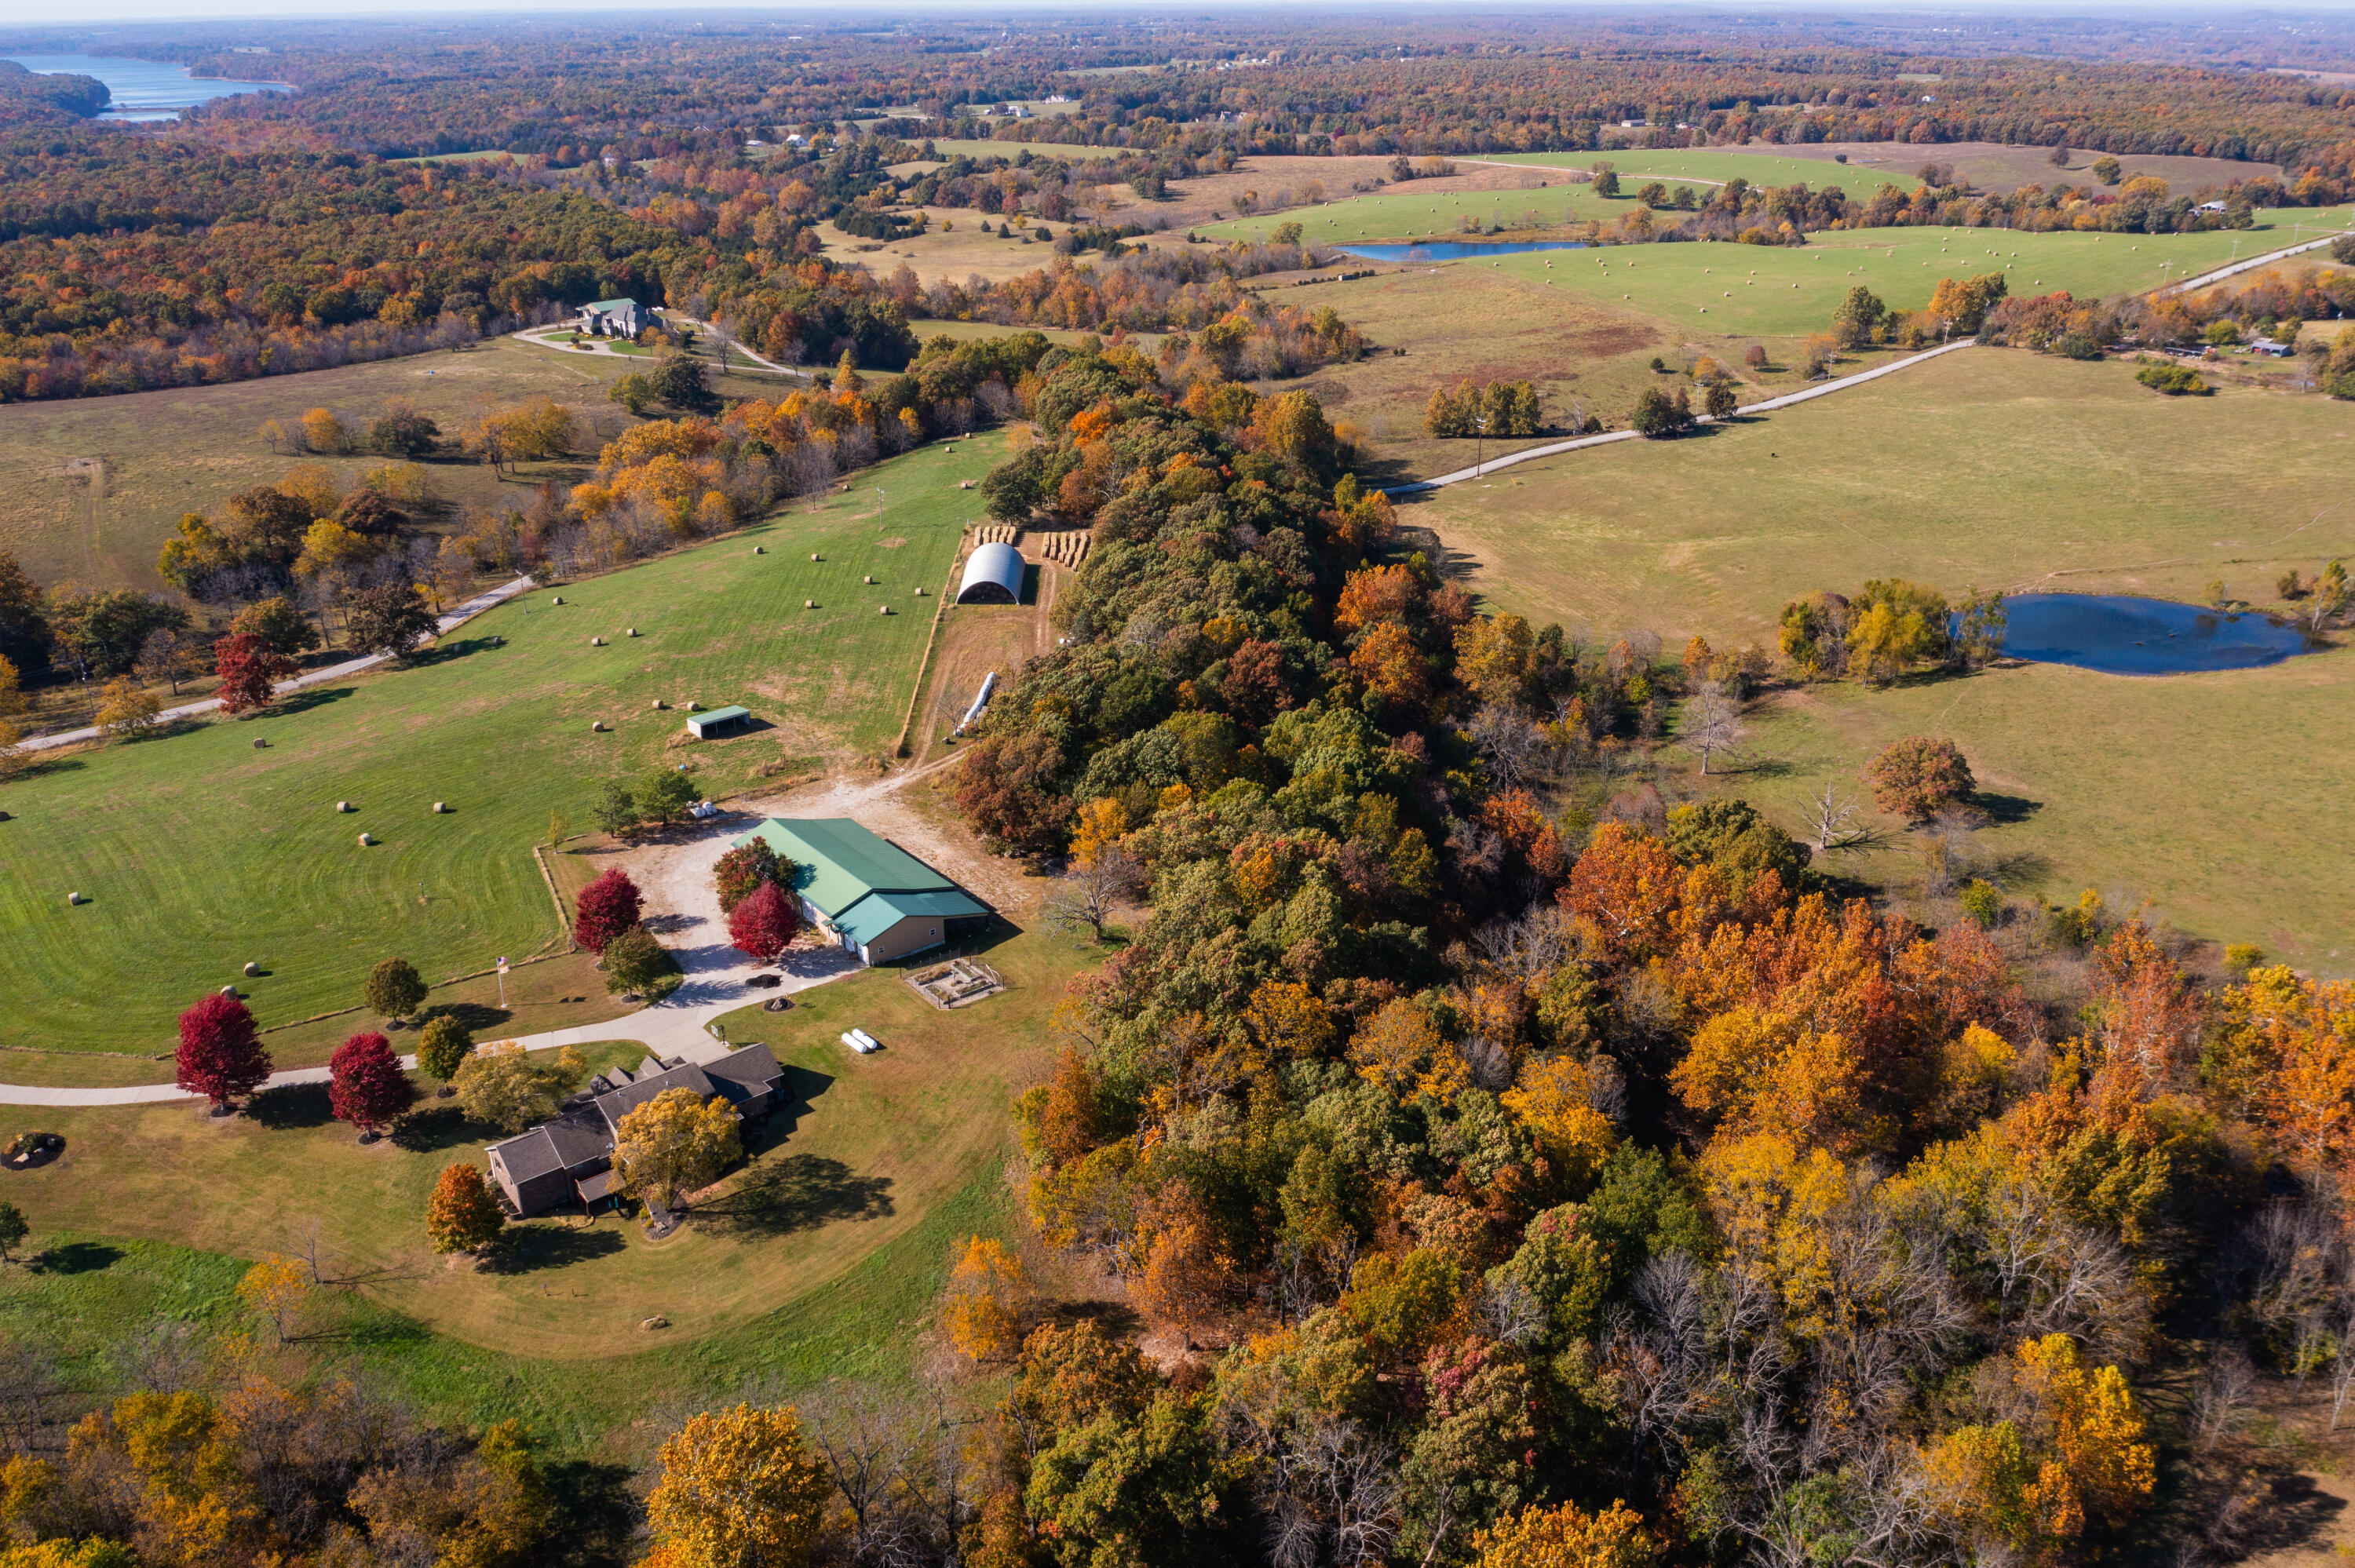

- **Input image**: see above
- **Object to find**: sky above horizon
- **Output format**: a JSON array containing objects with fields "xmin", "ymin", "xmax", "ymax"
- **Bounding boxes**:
[{"xmin": 5, "ymin": 0, "xmax": 2341, "ymax": 21}]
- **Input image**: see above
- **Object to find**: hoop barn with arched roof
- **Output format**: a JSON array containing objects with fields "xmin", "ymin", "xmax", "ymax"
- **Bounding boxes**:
[{"xmin": 955, "ymin": 542, "xmax": 1024, "ymax": 604}]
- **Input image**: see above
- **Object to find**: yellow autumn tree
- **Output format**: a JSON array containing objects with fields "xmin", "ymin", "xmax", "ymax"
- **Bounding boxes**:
[
  {"xmin": 1673, "ymin": 1007, "xmax": 1867, "ymax": 1153},
  {"xmin": 1245, "ymin": 978, "xmax": 1338, "ymax": 1059},
  {"xmin": 300, "ymin": 407, "xmax": 349, "ymax": 454},
  {"xmin": 237, "ymin": 1253, "xmax": 309, "ymax": 1344},
  {"xmin": 612, "ymin": 1088, "xmax": 741, "ymax": 1210},
  {"xmin": 1068, "ymin": 796, "xmax": 1130, "ymax": 869},
  {"xmin": 1471, "ymin": 1498, "xmax": 1659, "ymax": 1568},
  {"xmin": 1923, "ymin": 1336, "xmax": 2155, "ymax": 1561},
  {"xmin": 1348, "ymin": 998, "xmax": 1459, "ymax": 1101},
  {"xmin": 943, "ymin": 1236, "xmax": 1029, "ymax": 1362},
  {"xmin": 1500, "ymin": 1055, "xmax": 1619, "ymax": 1188},
  {"xmin": 641, "ymin": 1403, "xmax": 831, "ymax": 1568},
  {"xmin": 1453, "ymin": 613, "xmax": 1537, "ymax": 709}
]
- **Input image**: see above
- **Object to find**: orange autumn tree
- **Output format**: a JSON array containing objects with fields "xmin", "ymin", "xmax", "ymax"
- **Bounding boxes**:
[
  {"xmin": 2205, "ymin": 964, "xmax": 2355, "ymax": 1182},
  {"xmin": 944, "ymin": 1236, "xmax": 1030, "ymax": 1362}
]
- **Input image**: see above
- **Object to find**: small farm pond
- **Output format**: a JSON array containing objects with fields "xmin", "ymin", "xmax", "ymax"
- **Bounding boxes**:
[
  {"xmin": 1338, "ymin": 239, "xmax": 1593, "ymax": 261},
  {"xmin": 1995, "ymin": 593, "xmax": 2328, "ymax": 675}
]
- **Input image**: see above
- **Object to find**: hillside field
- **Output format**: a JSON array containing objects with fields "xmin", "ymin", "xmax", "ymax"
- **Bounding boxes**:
[
  {"xmin": 1407, "ymin": 348, "xmax": 2355, "ymax": 964},
  {"xmin": 0, "ymin": 438, "xmax": 998, "ymax": 1058},
  {"xmin": 0, "ymin": 927, "xmax": 1077, "ymax": 1445}
]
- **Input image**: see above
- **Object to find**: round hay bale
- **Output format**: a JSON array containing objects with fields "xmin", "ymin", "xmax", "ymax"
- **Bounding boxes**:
[
  {"xmin": 252, "ymin": 738, "xmax": 268, "ymax": 749},
  {"xmin": 552, "ymin": 595, "xmax": 565, "ymax": 605},
  {"xmin": 687, "ymin": 700, "xmax": 702, "ymax": 712},
  {"xmin": 810, "ymin": 552, "xmax": 821, "ymax": 561},
  {"xmin": 336, "ymin": 800, "xmax": 354, "ymax": 813},
  {"xmin": 433, "ymin": 801, "xmax": 448, "ymax": 813},
  {"xmin": 754, "ymin": 545, "xmax": 765, "ymax": 554},
  {"xmin": 805, "ymin": 599, "xmax": 816, "ymax": 609},
  {"xmin": 243, "ymin": 961, "xmax": 261, "ymax": 977},
  {"xmin": 652, "ymin": 698, "xmax": 666, "ymax": 710},
  {"xmin": 66, "ymin": 892, "xmax": 82, "ymax": 906},
  {"xmin": 915, "ymin": 585, "xmax": 926, "ymax": 596},
  {"xmin": 357, "ymin": 832, "xmax": 374, "ymax": 847},
  {"xmin": 591, "ymin": 720, "xmax": 608, "ymax": 732},
  {"xmin": 864, "ymin": 574, "xmax": 875, "ymax": 585},
  {"xmin": 627, "ymin": 627, "xmax": 639, "ymax": 637},
  {"xmin": 221, "ymin": 985, "xmax": 239, "ymax": 997},
  {"xmin": 878, "ymin": 604, "xmax": 890, "ymax": 615},
  {"xmin": 590, "ymin": 636, "xmax": 605, "ymax": 647}
]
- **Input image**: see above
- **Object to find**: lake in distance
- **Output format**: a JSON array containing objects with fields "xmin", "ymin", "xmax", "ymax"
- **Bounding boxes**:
[{"xmin": 5, "ymin": 53, "xmax": 290, "ymax": 121}]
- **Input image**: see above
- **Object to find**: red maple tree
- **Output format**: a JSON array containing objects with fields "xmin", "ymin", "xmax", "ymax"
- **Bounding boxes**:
[
  {"xmin": 573, "ymin": 868, "xmax": 644, "ymax": 954},
  {"xmin": 213, "ymin": 633, "xmax": 297, "ymax": 716},
  {"xmin": 727, "ymin": 880, "xmax": 801, "ymax": 962},
  {"xmin": 329, "ymin": 1031, "xmax": 415, "ymax": 1138},
  {"xmin": 176, "ymin": 993, "xmax": 272, "ymax": 1113}
]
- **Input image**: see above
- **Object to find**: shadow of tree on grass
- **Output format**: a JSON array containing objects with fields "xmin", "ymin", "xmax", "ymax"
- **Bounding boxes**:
[
  {"xmin": 480, "ymin": 1225, "xmax": 627, "ymax": 1274},
  {"xmin": 693, "ymin": 1155, "xmax": 893, "ymax": 1240},
  {"xmin": 30, "ymin": 1242, "xmax": 123, "ymax": 1276},
  {"xmin": 245, "ymin": 1081, "xmax": 333, "ymax": 1130}
]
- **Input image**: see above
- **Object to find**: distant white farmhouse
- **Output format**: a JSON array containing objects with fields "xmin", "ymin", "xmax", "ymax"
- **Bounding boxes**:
[{"xmin": 577, "ymin": 297, "xmax": 646, "ymax": 337}]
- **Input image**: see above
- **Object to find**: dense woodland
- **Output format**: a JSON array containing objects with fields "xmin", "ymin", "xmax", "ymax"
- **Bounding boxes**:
[{"xmin": 2, "ymin": 15, "xmax": 2355, "ymax": 1567}]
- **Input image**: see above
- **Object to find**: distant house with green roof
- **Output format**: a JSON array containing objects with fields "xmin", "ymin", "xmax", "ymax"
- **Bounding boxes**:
[
  {"xmin": 576, "ymin": 297, "xmax": 645, "ymax": 337},
  {"xmin": 732, "ymin": 817, "xmax": 993, "ymax": 965}
]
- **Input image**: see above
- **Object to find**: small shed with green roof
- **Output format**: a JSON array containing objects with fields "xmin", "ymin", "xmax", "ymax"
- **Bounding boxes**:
[
  {"xmin": 687, "ymin": 705, "xmax": 753, "ymax": 739},
  {"xmin": 732, "ymin": 817, "xmax": 993, "ymax": 965}
]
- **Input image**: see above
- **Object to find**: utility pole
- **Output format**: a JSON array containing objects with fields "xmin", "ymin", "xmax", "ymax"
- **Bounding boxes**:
[{"xmin": 1473, "ymin": 413, "xmax": 1488, "ymax": 479}]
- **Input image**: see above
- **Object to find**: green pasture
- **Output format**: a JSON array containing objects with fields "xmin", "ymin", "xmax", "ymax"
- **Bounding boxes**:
[
  {"xmin": 1410, "ymin": 348, "xmax": 2355, "ymax": 963},
  {"xmin": 0, "ymin": 439, "xmax": 997, "ymax": 1055},
  {"xmin": 1205, "ymin": 193, "xmax": 2342, "ymax": 335}
]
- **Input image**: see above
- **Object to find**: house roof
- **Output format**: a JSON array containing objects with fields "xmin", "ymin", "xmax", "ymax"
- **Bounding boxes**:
[
  {"xmin": 596, "ymin": 1062, "xmax": 720, "ymax": 1133},
  {"xmin": 703, "ymin": 1043, "xmax": 786, "ymax": 1100},
  {"xmin": 488, "ymin": 1107, "xmax": 612, "ymax": 1181},
  {"xmin": 583, "ymin": 297, "xmax": 640, "ymax": 312},
  {"xmin": 836, "ymin": 887, "xmax": 991, "ymax": 947},
  {"xmin": 732, "ymin": 817, "xmax": 986, "ymax": 923}
]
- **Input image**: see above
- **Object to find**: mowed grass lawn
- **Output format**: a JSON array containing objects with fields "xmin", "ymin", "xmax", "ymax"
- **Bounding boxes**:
[
  {"xmin": 1410, "ymin": 348, "xmax": 2355, "ymax": 963},
  {"xmin": 0, "ymin": 930, "xmax": 1078, "ymax": 1440},
  {"xmin": 0, "ymin": 438, "xmax": 998, "ymax": 1057}
]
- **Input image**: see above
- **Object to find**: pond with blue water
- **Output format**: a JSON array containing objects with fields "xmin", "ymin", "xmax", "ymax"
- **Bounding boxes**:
[
  {"xmin": 1338, "ymin": 239, "xmax": 1592, "ymax": 262},
  {"xmin": 1995, "ymin": 593, "xmax": 2328, "ymax": 676},
  {"xmin": 4, "ymin": 54, "xmax": 291, "ymax": 121}
]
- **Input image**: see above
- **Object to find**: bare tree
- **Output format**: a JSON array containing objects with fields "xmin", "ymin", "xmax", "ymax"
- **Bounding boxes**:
[
  {"xmin": 1806, "ymin": 778, "xmax": 1868, "ymax": 851},
  {"xmin": 1045, "ymin": 845, "xmax": 1145, "ymax": 943},
  {"xmin": 1678, "ymin": 680, "xmax": 1747, "ymax": 775},
  {"xmin": 1466, "ymin": 702, "xmax": 1550, "ymax": 788}
]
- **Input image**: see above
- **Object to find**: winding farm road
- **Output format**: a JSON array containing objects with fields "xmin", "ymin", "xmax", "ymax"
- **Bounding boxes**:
[
  {"xmin": 21, "ymin": 575, "xmax": 538, "ymax": 753},
  {"xmin": 2162, "ymin": 226, "xmax": 2353, "ymax": 295},
  {"xmin": 1386, "ymin": 337, "xmax": 1979, "ymax": 494}
]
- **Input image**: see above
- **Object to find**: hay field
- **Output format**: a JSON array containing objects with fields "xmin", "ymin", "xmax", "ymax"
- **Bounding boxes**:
[{"xmin": 0, "ymin": 439, "xmax": 999, "ymax": 1056}]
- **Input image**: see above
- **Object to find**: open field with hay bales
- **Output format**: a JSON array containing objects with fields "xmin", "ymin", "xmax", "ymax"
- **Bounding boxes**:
[
  {"xmin": 0, "ymin": 437, "xmax": 999, "ymax": 1059},
  {"xmin": 1407, "ymin": 347, "xmax": 2355, "ymax": 963},
  {"xmin": 0, "ymin": 926, "xmax": 1079, "ymax": 1443}
]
